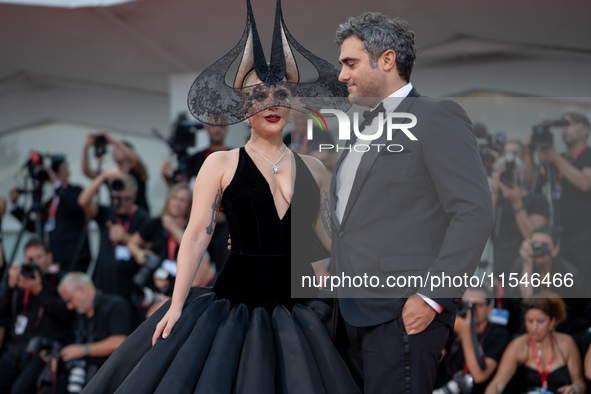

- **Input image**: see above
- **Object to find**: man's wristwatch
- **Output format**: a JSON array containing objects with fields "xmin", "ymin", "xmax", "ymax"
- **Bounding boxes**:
[
  {"xmin": 83, "ymin": 344, "xmax": 90, "ymax": 356},
  {"xmin": 513, "ymin": 205, "xmax": 524, "ymax": 213}
]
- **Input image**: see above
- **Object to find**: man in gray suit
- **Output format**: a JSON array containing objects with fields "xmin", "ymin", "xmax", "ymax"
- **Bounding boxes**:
[{"xmin": 330, "ymin": 13, "xmax": 494, "ymax": 393}]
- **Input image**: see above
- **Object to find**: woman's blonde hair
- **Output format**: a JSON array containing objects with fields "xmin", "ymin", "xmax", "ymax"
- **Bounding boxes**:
[{"xmin": 159, "ymin": 183, "xmax": 192, "ymax": 220}]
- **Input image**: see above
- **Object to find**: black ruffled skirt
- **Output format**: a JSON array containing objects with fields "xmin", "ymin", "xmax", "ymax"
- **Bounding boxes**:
[{"xmin": 81, "ymin": 288, "xmax": 360, "ymax": 394}]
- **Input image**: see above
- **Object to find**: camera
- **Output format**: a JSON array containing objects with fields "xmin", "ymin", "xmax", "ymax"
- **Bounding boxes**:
[
  {"xmin": 94, "ymin": 135, "xmax": 108, "ymax": 158},
  {"xmin": 133, "ymin": 254, "xmax": 164, "ymax": 288},
  {"xmin": 169, "ymin": 113, "xmax": 203, "ymax": 153},
  {"xmin": 26, "ymin": 337, "xmax": 63, "ymax": 388},
  {"xmin": 109, "ymin": 178, "xmax": 125, "ymax": 192},
  {"xmin": 499, "ymin": 152, "xmax": 518, "ymax": 187},
  {"xmin": 531, "ymin": 119, "xmax": 570, "ymax": 149},
  {"xmin": 23, "ymin": 152, "xmax": 66, "ymax": 184},
  {"xmin": 26, "ymin": 336, "xmax": 61, "ymax": 355},
  {"xmin": 531, "ymin": 242, "xmax": 550, "ymax": 257},
  {"xmin": 25, "ymin": 151, "xmax": 49, "ymax": 184},
  {"xmin": 457, "ymin": 300, "xmax": 474, "ymax": 318},
  {"xmin": 66, "ymin": 359, "xmax": 87, "ymax": 394},
  {"xmin": 152, "ymin": 113, "xmax": 204, "ymax": 181},
  {"xmin": 21, "ymin": 258, "xmax": 39, "ymax": 279},
  {"xmin": 474, "ymin": 124, "xmax": 506, "ymax": 171},
  {"xmin": 433, "ymin": 373, "xmax": 474, "ymax": 394},
  {"xmin": 131, "ymin": 286, "xmax": 164, "ymax": 308}
]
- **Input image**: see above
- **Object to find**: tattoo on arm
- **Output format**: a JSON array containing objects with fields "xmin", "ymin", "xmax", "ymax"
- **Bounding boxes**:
[
  {"xmin": 205, "ymin": 190, "xmax": 220, "ymax": 235},
  {"xmin": 320, "ymin": 191, "xmax": 332, "ymax": 238}
]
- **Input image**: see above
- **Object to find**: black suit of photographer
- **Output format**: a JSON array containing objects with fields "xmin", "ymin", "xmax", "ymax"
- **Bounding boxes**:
[
  {"xmin": 94, "ymin": 205, "xmax": 149, "ymax": 295},
  {"xmin": 435, "ymin": 321, "xmax": 510, "ymax": 394},
  {"xmin": 12, "ymin": 184, "xmax": 91, "ymax": 273},
  {"xmin": 0, "ymin": 272, "xmax": 71, "ymax": 394}
]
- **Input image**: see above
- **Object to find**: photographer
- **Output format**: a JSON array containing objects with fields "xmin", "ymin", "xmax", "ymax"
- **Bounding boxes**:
[
  {"xmin": 486, "ymin": 296, "xmax": 585, "ymax": 394},
  {"xmin": 9, "ymin": 156, "xmax": 91, "ymax": 273},
  {"xmin": 514, "ymin": 227, "xmax": 587, "ymax": 298},
  {"xmin": 78, "ymin": 168, "xmax": 149, "ymax": 295},
  {"xmin": 491, "ymin": 153, "xmax": 549, "ymax": 277},
  {"xmin": 0, "ymin": 238, "xmax": 71, "ymax": 394},
  {"xmin": 434, "ymin": 288, "xmax": 511, "ymax": 394},
  {"xmin": 82, "ymin": 131, "xmax": 150, "ymax": 213},
  {"xmin": 528, "ymin": 113, "xmax": 591, "ymax": 276},
  {"xmin": 53, "ymin": 272, "xmax": 131, "ymax": 393},
  {"xmin": 127, "ymin": 183, "xmax": 191, "ymax": 302}
]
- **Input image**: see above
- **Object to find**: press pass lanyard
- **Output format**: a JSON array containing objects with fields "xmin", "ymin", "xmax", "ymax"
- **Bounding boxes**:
[
  {"xmin": 167, "ymin": 233, "xmax": 177, "ymax": 261},
  {"xmin": 528, "ymin": 335, "xmax": 555, "ymax": 390},
  {"xmin": 557, "ymin": 146, "xmax": 588, "ymax": 185},
  {"xmin": 111, "ymin": 209, "xmax": 135, "ymax": 246},
  {"xmin": 47, "ymin": 183, "xmax": 68, "ymax": 220},
  {"xmin": 22, "ymin": 290, "xmax": 30, "ymax": 314}
]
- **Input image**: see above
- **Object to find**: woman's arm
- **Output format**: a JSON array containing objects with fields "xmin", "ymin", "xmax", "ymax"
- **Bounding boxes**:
[
  {"xmin": 82, "ymin": 134, "xmax": 100, "ymax": 179},
  {"xmin": 127, "ymin": 232, "xmax": 149, "ymax": 265},
  {"xmin": 301, "ymin": 156, "xmax": 332, "ymax": 285},
  {"xmin": 485, "ymin": 337, "xmax": 523, "ymax": 394},
  {"xmin": 301, "ymin": 155, "xmax": 332, "ymax": 251},
  {"xmin": 584, "ymin": 342, "xmax": 591, "ymax": 381},
  {"xmin": 78, "ymin": 168, "xmax": 123, "ymax": 218},
  {"xmin": 152, "ymin": 152, "xmax": 230, "ymax": 345},
  {"xmin": 559, "ymin": 334, "xmax": 586, "ymax": 394}
]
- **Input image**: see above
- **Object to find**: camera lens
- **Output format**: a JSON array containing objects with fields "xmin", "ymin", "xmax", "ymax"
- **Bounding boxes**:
[{"xmin": 110, "ymin": 179, "xmax": 124, "ymax": 192}]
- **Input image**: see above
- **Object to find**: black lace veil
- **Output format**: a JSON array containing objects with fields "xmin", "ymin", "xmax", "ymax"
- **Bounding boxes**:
[{"xmin": 187, "ymin": 0, "xmax": 350, "ymax": 125}]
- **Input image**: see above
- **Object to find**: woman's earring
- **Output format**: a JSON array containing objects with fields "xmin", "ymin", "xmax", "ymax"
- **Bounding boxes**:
[
  {"xmin": 288, "ymin": 112, "xmax": 293, "ymax": 123},
  {"xmin": 245, "ymin": 119, "xmax": 252, "ymax": 127}
]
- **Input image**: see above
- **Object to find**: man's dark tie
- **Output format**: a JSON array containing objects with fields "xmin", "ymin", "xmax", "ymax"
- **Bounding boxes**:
[{"xmin": 360, "ymin": 102, "xmax": 385, "ymax": 131}]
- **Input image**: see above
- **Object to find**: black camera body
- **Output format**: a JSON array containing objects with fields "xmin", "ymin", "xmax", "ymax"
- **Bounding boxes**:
[
  {"xmin": 133, "ymin": 254, "xmax": 163, "ymax": 288},
  {"xmin": 21, "ymin": 258, "xmax": 39, "ymax": 279},
  {"xmin": 457, "ymin": 300, "xmax": 474, "ymax": 318},
  {"xmin": 24, "ymin": 151, "xmax": 66, "ymax": 185},
  {"xmin": 531, "ymin": 241, "xmax": 551, "ymax": 257},
  {"xmin": 109, "ymin": 179, "xmax": 125, "ymax": 192},
  {"xmin": 26, "ymin": 336, "xmax": 62, "ymax": 355},
  {"xmin": 500, "ymin": 152, "xmax": 518, "ymax": 187},
  {"xmin": 531, "ymin": 119, "xmax": 570, "ymax": 149},
  {"xmin": 94, "ymin": 135, "xmax": 108, "ymax": 158},
  {"xmin": 170, "ymin": 113, "xmax": 203, "ymax": 154}
]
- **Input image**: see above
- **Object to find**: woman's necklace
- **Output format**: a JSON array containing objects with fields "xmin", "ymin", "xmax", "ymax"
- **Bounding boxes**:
[{"xmin": 247, "ymin": 141, "xmax": 288, "ymax": 174}]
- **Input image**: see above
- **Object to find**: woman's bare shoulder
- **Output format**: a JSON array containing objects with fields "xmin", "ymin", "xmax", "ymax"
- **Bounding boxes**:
[
  {"xmin": 555, "ymin": 332, "xmax": 576, "ymax": 349},
  {"xmin": 200, "ymin": 148, "xmax": 241, "ymax": 190},
  {"xmin": 504, "ymin": 334, "xmax": 529, "ymax": 361},
  {"xmin": 200, "ymin": 149, "xmax": 239, "ymax": 170}
]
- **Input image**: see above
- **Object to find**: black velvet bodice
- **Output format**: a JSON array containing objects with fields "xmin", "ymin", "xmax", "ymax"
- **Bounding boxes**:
[{"xmin": 213, "ymin": 147, "xmax": 322, "ymax": 312}]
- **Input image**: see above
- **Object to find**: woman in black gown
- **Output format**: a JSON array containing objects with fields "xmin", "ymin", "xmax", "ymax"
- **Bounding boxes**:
[{"xmin": 80, "ymin": 1, "xmax": 359, "ymax": 392}]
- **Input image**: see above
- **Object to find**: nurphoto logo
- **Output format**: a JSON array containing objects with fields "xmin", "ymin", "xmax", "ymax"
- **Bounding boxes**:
[{"xmin": 306, "ymin": 109, "xmax": 418, "ymax": 152}]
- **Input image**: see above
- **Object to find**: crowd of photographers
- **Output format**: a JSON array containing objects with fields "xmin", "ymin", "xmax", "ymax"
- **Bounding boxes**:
[
  {"xmin": 0, "ymin": 111, "xmax": 590, "ymax": 393},
  {"xmin": 434, "ymin": 112, "xmax": 591, "ymax": 394},
  {"xmin": 0, "ymin": 117, "xmax": 223, "ymax": 394}
]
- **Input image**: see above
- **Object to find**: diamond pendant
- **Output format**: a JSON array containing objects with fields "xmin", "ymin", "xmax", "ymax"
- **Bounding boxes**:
[{"xmin": 271, "ymin": 165, "xmax": 280, "ymax": 174}]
